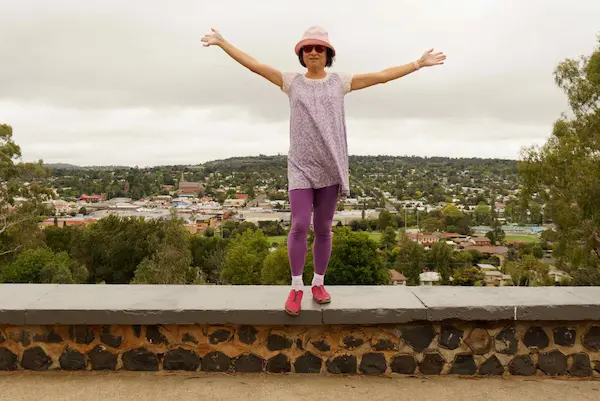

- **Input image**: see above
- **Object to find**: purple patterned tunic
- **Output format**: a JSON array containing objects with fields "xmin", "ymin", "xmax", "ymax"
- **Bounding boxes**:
[{"xmin": 282, "ymin": 72, "xmax": 353, "ymax": 198}]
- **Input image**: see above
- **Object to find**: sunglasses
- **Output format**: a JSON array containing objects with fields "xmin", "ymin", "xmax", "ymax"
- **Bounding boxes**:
[{"xmin": 302, "ymin": 45, "xmax": 325, "ymax": 53}]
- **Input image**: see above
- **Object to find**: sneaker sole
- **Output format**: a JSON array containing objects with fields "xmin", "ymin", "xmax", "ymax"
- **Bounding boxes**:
[
  {"xmin": 285, "ymin": 307, "xmax": 300, "ymax": 316},
  {"xmin": 314, "ymin": 298, "xmax": 331, "ymax": 304}
]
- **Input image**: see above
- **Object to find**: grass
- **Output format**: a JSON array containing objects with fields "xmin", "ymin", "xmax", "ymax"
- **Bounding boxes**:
[
  {"xmin": 504, "ymin": 234, "xmax": 539, "ymax": 243},
  {"xmin": 268, "ymin": 231, "xmax": 384, "ymax": 245}
]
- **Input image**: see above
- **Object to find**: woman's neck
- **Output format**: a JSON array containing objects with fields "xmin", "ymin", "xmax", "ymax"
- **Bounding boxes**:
[{"xmin": 304, "ymin": 67, "xmax": 327, "ymax": 79}]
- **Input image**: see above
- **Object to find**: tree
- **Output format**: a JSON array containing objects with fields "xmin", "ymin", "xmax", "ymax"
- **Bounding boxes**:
[
  {"xmin": 0, "ymin": 124, "xmax": 53, "ymax": 258},
  {"xmin": 394, "ymin": 234, "xmax": 425, "ymax": 285},
  {"xmin": 0, "ymin": 247, "xmax": 87, "ymax": 284},
  {"xmin": 189, "ymin": 235, "xmax": 228, "ymax": 284},
  {"xmin": 378, "ymin": 210, "xmax": 393, "ymax": 231},
  {"xmin": 380, "ymin": 226, "xmax": 397, "ymax": 251},
  {"xmin": 520, "ymin": 36, "xmax": 600, "ymax": 278},
  {"xmin": 503, "ymin": 255, "xmax": 550, "ymax": 286},
  {"xmin": 221, "ymin": 230, "xmax": 270, "ymax": 284},
  {"xmin": 132, "ymin": 243, "xmax": 199, "ymax": 284},
  {"xmin": 452, "ymin": 267, "xmax": 484, "ymax": 286},
  {"xmin": 132, "ymin": 213, "xmax": 198, "ymax": 284},
  {"xmin": 326, "ymin": 227, "xmax": 390, "ymax": 285},
  {"xmin": 261, "ymin": 245, "xmax": 290, "ymax": 285},
  {"xmin": 429, "ymin": 240, "xmax": 454, "ymax": 284}
]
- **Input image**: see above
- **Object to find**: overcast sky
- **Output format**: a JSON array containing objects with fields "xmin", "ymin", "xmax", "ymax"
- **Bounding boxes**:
[{"xmin": 1, "ymin": 0, "xmax": 599, "ymax": 166}]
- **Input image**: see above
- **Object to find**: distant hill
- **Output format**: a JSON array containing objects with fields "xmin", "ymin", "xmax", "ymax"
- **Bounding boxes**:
[{"xmin": 43, "ymin": 163, "xmax": 82, "ymax": 170}]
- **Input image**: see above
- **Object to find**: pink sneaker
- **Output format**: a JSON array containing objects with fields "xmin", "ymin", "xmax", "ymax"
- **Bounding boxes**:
[
  {"xmin": 285, "ymin": 290, "xmax": 303, "ymax": 316},
  {"xmin": 312, "ymin": 285, "xmax": 331, "ymax": 304}
]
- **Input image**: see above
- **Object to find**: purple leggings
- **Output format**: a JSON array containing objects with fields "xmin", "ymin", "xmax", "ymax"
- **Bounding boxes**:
[{"xmin": 287, "ymin": 185, "xmax": 339, "ymax": 276}]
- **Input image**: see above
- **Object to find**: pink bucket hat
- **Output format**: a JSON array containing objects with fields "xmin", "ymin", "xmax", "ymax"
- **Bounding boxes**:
[{"xmin": 294, "ymin": 26, "xmax": 336, "ymax": 56}]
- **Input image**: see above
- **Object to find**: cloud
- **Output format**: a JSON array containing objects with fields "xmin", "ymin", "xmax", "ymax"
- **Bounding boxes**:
[{"xmin": 0, "ymin": 0, "xmax": 599, "ymax": 165}]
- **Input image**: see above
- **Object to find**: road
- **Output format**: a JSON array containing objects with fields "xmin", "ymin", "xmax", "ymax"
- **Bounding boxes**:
[{"xmin": 1, "ymin": 372, "xmax": 599, "ymax": 401}]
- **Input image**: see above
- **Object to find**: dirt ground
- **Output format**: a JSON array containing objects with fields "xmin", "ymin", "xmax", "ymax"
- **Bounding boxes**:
[{"xmin": 1, "ymin": 371, "xmax": 599, "ymax": 401}]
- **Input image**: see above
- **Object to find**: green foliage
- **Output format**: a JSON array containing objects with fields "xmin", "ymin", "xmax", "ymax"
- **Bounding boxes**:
[
  {"xmin": 429, "ymin": 240, "xmax": 454, "ymax": 284},
  {"xmin": 326, "ymin": 227, "xmax": 390, "ymax": 285},
  {"xmin": 380, "ymin": 226, "xmax": 397, "ymax": 251},
  {"xmin": 257, "ymin": 220, "xmax": 286, "ymax": 236},
  {"xmin": 377, "ymin": 210, "xmax": 394, "ymax": 231},
  {"xmin": 261, "ymin": 245, "xmax": 290, "ymax": 285},
  {"xmin": 393, "ymin": 234, "xmax": 425, "ymax": 286},
  {"xmin": 503, "ymin": 255, "xmax": 550, "ymax": 286},
  {"xmin": 0, "ymin": 247, "xmax": 87, "ymax": 284},
  {"xmin": 452, "ymin": 267, "xmax": 484, "ymax": 286},
  {"xmin": 189, "ymin": 235, "xmax": 228, "ymax": 284},
  {"xmin": 221, "ymin": 230, "xmax": 270, "ymax": 284},
  {"xmin": 519, "ymin": 36, "xmax": 600, "ymax": 276},
  {"xmin": 1, "ymin": 124, "xmax": 54, "ymax": 259}
]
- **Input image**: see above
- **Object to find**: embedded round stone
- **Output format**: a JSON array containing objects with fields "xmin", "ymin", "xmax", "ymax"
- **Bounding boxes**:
[
  {"xmin": 34, "ymin": 329, "xmax": 63, "ymax": 344},
  {"xmin": 524, "ymin": 327, "xmax": 549, "ymax": 349},
  {"xmin": 238, "ymin": 326, "xmax": 258, "ymax": 345},
  {"xmin": 122, "ymin": 348, "xmax": 159, "ymax": 371},
  {"xmin": 371, "ymin": 338, "xmax": 395, "ymax": 351},
  {"xmin": 182, "ymin": 333, "xmax": 198, "ymax": 344},
  {"xmin": 449, "ymin": 354, "xmax": 476, "ymax": 375},
  {"xmin": 59, "ymin": 347, "xmax": 86, "ymax": 371},
  {"xmin": 88, "ymin": 345, "xmax": 117, "ymax": 370},
  {"xmin": 267, "ymin": 354, "xmax": 291, "ymax": 373},
  {"xmin": 202, "ymin": 351, "xmax": 231, "ymax": 372},
  {"xmin": 538, "ymin": 350, "xmax": 567, "ymax": 375},
  {"xmin": 69, "ymin": 326, "xmax": 95, "ymax": 345},
  {"xmin": 553, "ymin": 327, "xmax": 576, "ymax": 347},
  {"xmin": 209, "ymin": 329, "xmax": 232, "ymax": 345},
  {"xmin": 509, "ymin": 355, "xmax": 536, "ymax": 376},
  {"xmin": 402, "ymin": 325, "xmax": 436, "ymax": 353},
  {"xmin": 132, "ymin": 325, "xmax": 142, "ymax": 338},
  {"xmin": 0, "ymin": 348, "xmax": 17, "ymax": 371},
  {"xmin": 18, "ymin": 331, "xmax": 31, "ymax": 347},
  {"xmin": 569, "ymin": 353, "xmax": 592, "ymax": 377},
  {"xmin": 390, "ymin": 355, "xmax": 417, "ymax": 374},
  {"xmin": 311, "ymin": 339, "xmax": 331, "ymax": 352},
  {"xmin": 439, "ymin": 325, "xmax": 463, "ymax": 350},
  {"xmin": 267, "ymin": 334, "xmax": 293, "ymax": 351},
  {"xmin": 294, "ymin": 352, "xmax": 322, "ymax": 373},
  {"xmin": 343, "ymin": 335, "xmax": 364, "ymax": 350},
  {"xmin": 327, "ymin": 355, "xmax": 357, "ymax": 374},
  {"xmin": 420, "ymin": 352, "xmax": 445, "ymax": 375},
  {"xmin": 146, "ymin": 326, "xmax": 168, "ymax": 345},
  {"xmin": 495, "ymin": 327, "xmax": 518, "ymax": 355},
  {"xmin": 22, "ymin": 346, "xmax": 52, "ymax": 371},
  {"xmin": 359, "ymin": 353, "xmax": 387, "ymax": 375},
  {"xmin": 465, "ymin": 328, "xmax": 491, "ymax": 355},
  {"xmin": 583, "ymin": 326, "xmax": 600, "ymax": 351},
  {"xmin": 479, "ymin": 355, "xmax": 504, "ymax": 376},
  {"xmin": 163, "ymin": 348, "xmax": 201, "ymax": 371},
  {"xmin": 100, "ymin": 326, "xmax": 122, "ymax": 348},
  {"xmin": 233, "ymin": 354, "xmax": 264, "ymax": 373}
]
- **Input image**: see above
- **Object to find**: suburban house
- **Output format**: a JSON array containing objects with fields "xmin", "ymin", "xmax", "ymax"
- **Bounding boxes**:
[
  {"xmin": 223, "ymin": 198, "xmax": 247, "ymax": 208},
  {"xmin": 80, "ymin": 193, "xmax": 105, "ymax": 203},
  {"xmin": 389, "ymin": 270, "xmax": 408, "ymax": 286},
  {"xmin": 477, "ymin": 264, "xmax": 512, "ymax": 286},
  {"xmin": 419, "ymin": 271, "xmax": 441, "ymax": 286}
]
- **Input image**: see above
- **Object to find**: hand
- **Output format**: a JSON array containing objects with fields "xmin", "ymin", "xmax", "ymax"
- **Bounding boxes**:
[
  {"xmin": 201, "ymin": 28, "xmax": 225, "ymax": 47},
  {"xmin": 418, "ymin": 48, "xmax": 446, "ymax": 67}
]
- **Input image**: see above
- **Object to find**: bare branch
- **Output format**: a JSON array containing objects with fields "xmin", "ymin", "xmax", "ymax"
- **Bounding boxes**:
[
  {"xmin": 0, "ymin": 244, "xmax": 23, "ymax": 257},
  {"xmin": 0, "ymin": 214, "xmax": 35, "ymax": 236}
]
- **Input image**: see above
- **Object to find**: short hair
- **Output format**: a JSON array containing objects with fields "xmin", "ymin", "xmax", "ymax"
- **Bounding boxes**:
[{"xmin": 298, "ymin": 47, "xmax": 335, "ymax": 68}]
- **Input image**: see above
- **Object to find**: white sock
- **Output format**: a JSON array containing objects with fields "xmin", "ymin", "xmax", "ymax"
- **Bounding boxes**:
[
  {"xmin": 312, "ymin": 273, "xmax": 324, "ymax": 287},
  {"xmin": 291, "ymin": 275, "xmax": 304, "ymax": 291}
]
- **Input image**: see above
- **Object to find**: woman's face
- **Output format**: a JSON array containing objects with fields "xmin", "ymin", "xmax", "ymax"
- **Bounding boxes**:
[{"xmin": 302, "ymin": 45, "xmax": 327, "ymax": 68}]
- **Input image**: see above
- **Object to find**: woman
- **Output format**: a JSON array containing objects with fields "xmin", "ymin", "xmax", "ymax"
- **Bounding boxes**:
[{"xmin": 202, "ymin": 26, "xmax": 445, "ymax": 316}]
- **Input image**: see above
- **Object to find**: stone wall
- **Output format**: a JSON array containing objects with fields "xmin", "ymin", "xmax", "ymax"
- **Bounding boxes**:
[{"xmin": 2, "ymin": 322, "xmax": 600, "ymax": 376}]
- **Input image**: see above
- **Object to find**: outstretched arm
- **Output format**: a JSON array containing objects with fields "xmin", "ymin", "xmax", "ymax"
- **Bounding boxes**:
[
  {"xmin": 202, "ymin": 28, "xmax": 283, "ymax": 88},
  {"xmin": 350, "ymin": 49, "xmax": 446, "ymax": 91}
]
